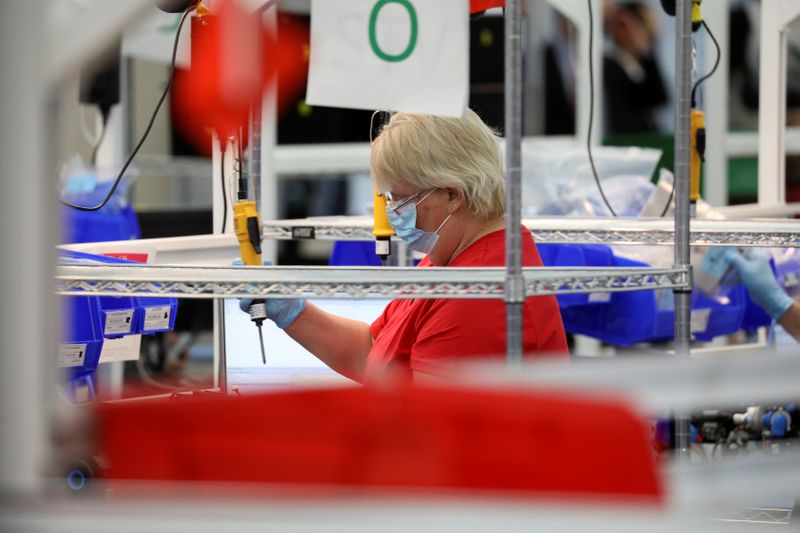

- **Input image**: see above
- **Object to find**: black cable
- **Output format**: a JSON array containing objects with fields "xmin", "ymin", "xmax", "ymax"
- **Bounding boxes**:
[
  {"xmin": 89, "ymin": 115, "xmax": 108, "ymax": 167},
  {"xmin": 220, "ymin": 144, "xmax": 228, "ymax": 233},
  {"xmin": 690, "ymin": 20, "xmax": 721, "ymax": 108},
  {"xmin": 659, "ymin": 182, "xmax": 675, "ymax": 217},
  {"xmin": 659, "ymin": 20, "xmax": 720, "ymax": 218},
  {"xmin": 236, "ymin": 128, "xmax": 247, "ymax": 201},
  {"xmin": 586, "ymin": 0, "xmax": 618, "ymax": 217},
  {"xmin": 61, "ymin": 6, "xmax": 196, "ymax": 211}
]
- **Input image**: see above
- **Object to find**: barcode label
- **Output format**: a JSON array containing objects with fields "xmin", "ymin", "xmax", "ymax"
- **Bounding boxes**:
[
  {"xmin": 143, "ymin": 306, "xmax": 171, "ymax": 331},
  {"xmin": 104, "ymin": 310, "xmax": 134, "ymax": 335},
  {"xmin": 59, "ymin": 343, "xmax": 87, "ymax": 367},
  {"xmin": 691, "ymin": 309, "xmax": 711, "ymax": 333}
]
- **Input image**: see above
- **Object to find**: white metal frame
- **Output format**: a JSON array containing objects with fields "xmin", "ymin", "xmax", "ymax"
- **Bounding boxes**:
[{"xmin": 757, "ymin": 0, "xmax": 800, "ymax": 207}]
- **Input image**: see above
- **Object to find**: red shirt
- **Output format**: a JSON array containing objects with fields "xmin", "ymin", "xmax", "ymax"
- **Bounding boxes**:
[{"xmin": 367, "ymin": 227, "xmax": 568, "ymax": 381}]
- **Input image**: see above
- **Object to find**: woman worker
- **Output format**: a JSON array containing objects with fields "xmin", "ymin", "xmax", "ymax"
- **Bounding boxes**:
[{"xmin": 243, "ymin": 109, "xmax": 569, "ymax": 382}]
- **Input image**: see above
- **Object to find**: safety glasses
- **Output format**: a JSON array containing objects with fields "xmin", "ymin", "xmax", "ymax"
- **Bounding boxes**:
[{"xmin": 385, "ymin": 189, "xmax": 435, "ymax": 215}]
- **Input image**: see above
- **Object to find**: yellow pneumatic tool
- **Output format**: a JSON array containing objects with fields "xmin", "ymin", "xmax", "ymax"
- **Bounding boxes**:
[
  {"xmin": 690, "ymin": 109, "xmax": 706, "ymax": 205},
  {"xmin": 233, "ymin": 184, "xmax": 267, "ymax": 364},
  {"xmin": 373, "ymin": 188, "xmax": 393, "ymax": 261}
]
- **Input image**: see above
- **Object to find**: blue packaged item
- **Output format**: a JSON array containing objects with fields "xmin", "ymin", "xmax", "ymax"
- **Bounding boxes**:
[{"xmin": 61, "ymin": 180, "xmax": 140, "ymax": 245}]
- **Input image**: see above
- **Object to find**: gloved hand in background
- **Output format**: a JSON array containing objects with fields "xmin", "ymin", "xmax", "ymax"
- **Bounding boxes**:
[
  {"xmin": 233, "ymin": 258, "xmax": 306, "ymax": 329},
  {"xmin": 720, "ymin": 249, "xmax": 794, "ymax": 320}
]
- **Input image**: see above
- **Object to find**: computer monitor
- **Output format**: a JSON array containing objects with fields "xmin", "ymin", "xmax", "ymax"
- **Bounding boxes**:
[{"xmin": 225, "ymin": 298, "xmax": 390, "ymax": 392}]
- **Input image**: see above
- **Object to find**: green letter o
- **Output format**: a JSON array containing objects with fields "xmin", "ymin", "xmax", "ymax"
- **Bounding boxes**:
[{"xmin": 369, "ymin": 0, "xmax": 418, "ymax": 62}]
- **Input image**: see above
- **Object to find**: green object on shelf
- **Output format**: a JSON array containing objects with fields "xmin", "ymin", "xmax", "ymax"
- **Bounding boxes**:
[{"xmin": 727, "ymin": 157, "xmax": 758, "ymax": 202}]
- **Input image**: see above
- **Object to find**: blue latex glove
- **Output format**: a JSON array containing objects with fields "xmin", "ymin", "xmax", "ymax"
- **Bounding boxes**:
[
  {"xmin": 700, "ymin": 247, "xmax": 732, "ymax": 282},
  {"xmin": 232, "ymin": 258, "xmax": 306, "ymax": 329},
  {"xmin": 722, "ymin": 249, "xmax": 794, "ymax": 320}
]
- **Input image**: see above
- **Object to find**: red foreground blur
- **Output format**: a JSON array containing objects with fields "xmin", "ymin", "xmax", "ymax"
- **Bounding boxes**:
[{"xmin": 96, "ymin": 385, "xmax": 663, "ymax": 504}]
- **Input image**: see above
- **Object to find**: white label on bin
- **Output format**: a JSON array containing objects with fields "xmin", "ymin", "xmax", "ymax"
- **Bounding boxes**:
[
  {"xmin": 143, "ymin": 306, "xmax": 171, "ymax": 331},
  {"xmin": 691, "ymin": 309, "xmax": 711, "ymax": 333},
  {"xmin": 104, "ymin": 310, "xmax": 134, "ymax": 335},
  {"xmin": 588, "ymin": 292, "xmax": 611, "ymax": 303},
  {"xmin": 59, "ymin": 343, "xmax": 87, "ymax": 367}
]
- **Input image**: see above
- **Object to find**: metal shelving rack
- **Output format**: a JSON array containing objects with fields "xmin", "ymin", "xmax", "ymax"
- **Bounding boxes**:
[
  {"xmin": 49, "ymin": 0, "xmax": 797, "ymax": 427},
  {"xmin": 259, "ymin": 216, "xmax": 800, "ymax": 247},
  {"xmin": 54, "ymin": 264, "xmax": 689, "ymax": 300},
  {"xmin": 52, "ymin": 1, "xmax": 798, "ymax": 369}
]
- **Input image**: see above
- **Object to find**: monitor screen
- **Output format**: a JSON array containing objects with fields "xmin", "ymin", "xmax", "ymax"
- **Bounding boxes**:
[{"xmin": 225, "ymin": 298, "xmax": 390, "ymax": 392}]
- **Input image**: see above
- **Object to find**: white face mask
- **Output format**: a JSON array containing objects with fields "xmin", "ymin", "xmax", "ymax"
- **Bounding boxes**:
[{"xmin": 385, "ymin": 190, "xmax": 452, "ymax": 255}]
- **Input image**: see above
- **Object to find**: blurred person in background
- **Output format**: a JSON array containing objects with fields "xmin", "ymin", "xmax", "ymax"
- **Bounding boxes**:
[
  {"xmin": 603, "ymin": 0, "xmax": 669, "ymax": 135},
  {"xmin": 240, "ymin": 109, "xmax": 569, "ymax": 384},
  {"xmin": 543, "ymin": 12, "xmax": 577, "ymax": 135}
]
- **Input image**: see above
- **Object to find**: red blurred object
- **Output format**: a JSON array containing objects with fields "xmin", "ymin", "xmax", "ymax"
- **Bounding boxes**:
[
  {"xmin": 172, "ymin": 1, "xmax": 306, "ymax": 155},
  {"xmin": 97, "ymin": 385, "xmax": 663, "ymax": 503},
  {"xmin": 470, "ymin": 0, "xmax": 505, "ymax": 13}
]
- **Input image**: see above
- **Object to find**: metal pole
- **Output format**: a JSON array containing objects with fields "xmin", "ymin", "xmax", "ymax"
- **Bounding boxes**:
[
  {"xmin": 673, "ymin": 0, "xmax": 693, "ymax": 459},
  {"xmin": 249, "ymin": 98, "xmax": 263, "ymax": 215},
  {"xmin": 0, "ymin": 0, "xmax": 53, "ymax": 490},
  {"xmin": 215, "ymin": 300, "xmax": 227, "ymax": 394},
  {"xmin": 505, "ymin": 0, "xmax": 524, "ymax": 365}
]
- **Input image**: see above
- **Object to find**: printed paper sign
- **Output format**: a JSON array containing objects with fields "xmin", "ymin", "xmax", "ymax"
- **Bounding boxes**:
[
  {"xmin": 99, "ymin": 334, "xmax": 143, "ymax": 363},
  {"xmin": 102, "ymin": 252, "xmax": 151, "ymax": 263},
  {"xmin": 307, "ymin": 0, "xmax": 469, "ymax": 117}
]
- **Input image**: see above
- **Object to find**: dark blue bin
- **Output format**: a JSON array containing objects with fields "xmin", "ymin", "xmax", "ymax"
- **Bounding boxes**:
[
  {"xmin": 95, "ymin": 295, "xmax": 138, "ymax": 339},
  {"xmin": 558, "ymin": 250, "xmax": 747, "ymax": 346},
  {"xmin": 60, "ymin": 296, "xmax": 103, "ymax": 379},
  {"xmin": 60, "ymin": 250, "xmax": 177, "ymax": 336},
  {"xmin": 537, "ymin": 243, "xmax": 616, "ymax": 308},
  {"xmin": 329, "ymin": 241, "xmax": 383, "ymax": 266},
  {"xmin": 136, "ymin": 297, "xmax": 178, "ymax": 334}
]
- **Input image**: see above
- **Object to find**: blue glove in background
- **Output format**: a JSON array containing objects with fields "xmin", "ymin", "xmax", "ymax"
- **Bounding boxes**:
[
  {"xmin": 722, "ymin": 249, "xmax": 794, "ymax": 320},
  {"xmin": 233, "ymin": 258, "xmax": 306, "ymax": 329}
]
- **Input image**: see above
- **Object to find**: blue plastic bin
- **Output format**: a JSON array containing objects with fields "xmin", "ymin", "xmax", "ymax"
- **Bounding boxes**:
[
  {"xmin": 556, "ymin": 248, "xmax": 747, "ymax": 346},
  {"xmin": 60, "ymin": 296, "xmax": 103, "ymax": 379},
  {"xmin": 95, "ymin": 295, "xmax": 138, "ymax": 339},
  {"xmin": 136, "ymin": 297, "xmax": 178, "ymax": 334},
  {"xmin": 537, "ymin": 243, "xmax": 616, "ymax": 308},
  {"xmin": 61, "ymin": 180, "xmax": 140, "ymax": 245},
  {"xmin": 329, "ymin": 241, "xmax": 383, "ymax": 266},
  {"xmin": 62, "ymin": 203, "xmax": 140, "ymax": 244},
  {"xmin": 60, "ymin": 250, "xmax": 177, "ymax": 336}
]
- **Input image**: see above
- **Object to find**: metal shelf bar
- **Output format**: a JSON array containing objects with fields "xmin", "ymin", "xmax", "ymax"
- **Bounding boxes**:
[
  {"xmin": 54, "ymin": 264, "xmax": 688, "ymax": 299},
  {"xmin": 261, "ymin": 216, "xmax": 800, "ymax": 247}
]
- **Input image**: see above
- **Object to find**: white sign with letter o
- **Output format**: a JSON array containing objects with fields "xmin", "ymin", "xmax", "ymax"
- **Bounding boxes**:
[{"xmin": 306, "ymin": 0, "xmax": 469, "ymax": 117}]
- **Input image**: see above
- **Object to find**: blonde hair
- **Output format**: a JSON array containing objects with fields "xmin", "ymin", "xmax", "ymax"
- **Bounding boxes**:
[{"xmin": 370, "ymin": 109, "xmax": 505, "ymax": 220}]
